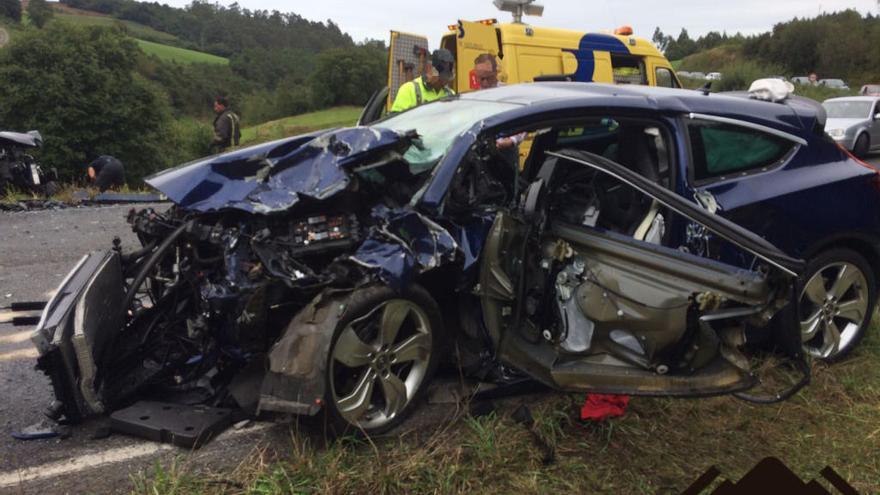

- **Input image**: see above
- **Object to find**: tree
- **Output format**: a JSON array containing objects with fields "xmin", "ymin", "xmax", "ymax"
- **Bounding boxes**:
[
  {"xmin": 0, "ymin": 24, "xmax": 174, "ymax": 182},
  {"xmin": 0, "ymin": 0, "xmax": 21, "ymax": 22},
  {"xmin": 308, "ymin": 45, "xmax": 386, "ymax": 108},
  {"xmin": 27, "ymin": 0, "xmax": 54, "ymax": 28},
  {"xmin": 652, "ymin": 27, "xmax": 669, "ymax": 52}
]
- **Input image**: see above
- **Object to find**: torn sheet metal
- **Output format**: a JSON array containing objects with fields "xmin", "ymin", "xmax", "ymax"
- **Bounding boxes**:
[
  {"xmin": 350, "ymin": 206, "xmax": 458, "ymax": 290},
  {"xmin": 259, "ymin": 290, "xmax": 351, "ymax": 415},
  {"xmin": 146, "ymin": 127, "xmax": 412, "ymax": 214}
]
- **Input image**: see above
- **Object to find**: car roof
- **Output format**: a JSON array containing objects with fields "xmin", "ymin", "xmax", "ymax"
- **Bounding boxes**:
[
  {"xmin": 824, "ymin": 96, "xmax": 880, "ymax": 102},
  {"xmin": 459, "ymin": 82, "xmax": 822, "ymax": 135}
]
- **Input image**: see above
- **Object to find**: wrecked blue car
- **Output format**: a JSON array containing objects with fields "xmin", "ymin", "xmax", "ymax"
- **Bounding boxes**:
[{"xmin": 32, "ymin": 83, "xmax": 811, "ymax": 438}]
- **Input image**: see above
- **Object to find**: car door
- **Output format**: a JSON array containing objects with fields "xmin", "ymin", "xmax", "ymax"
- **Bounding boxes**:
[
  {"xmin": 477, "ymin": 145, "xmax": 805, "ymax": 398},
  {"xmin": 675, "ymin": 114, "xmax": 805, "ymax": 264}
]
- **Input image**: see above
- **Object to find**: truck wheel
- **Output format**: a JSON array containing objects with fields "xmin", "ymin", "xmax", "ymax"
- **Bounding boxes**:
[
  {"xmin": 324, "ymin": 284, "xmax": 442, "ymax": 436},
  {"xmin": 798, "ymin": 248, "xmax": 876, "ymax": 361}
]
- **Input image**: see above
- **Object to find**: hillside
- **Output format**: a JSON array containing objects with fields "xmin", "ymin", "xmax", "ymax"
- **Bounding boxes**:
[
  {"xmin": 240, "ymin": 106, "xmax": 362, "ymax": 145},
  {"xmin": 52, "ymin": 5, "xmax": 228, "ymax": 65},
  {"xmin": 677, "ymin": 45, "xmax": 743, "ymax": 73},
  {"xmin": 135, "ymin": 39, "xmax": 228, "ymax": 65}
]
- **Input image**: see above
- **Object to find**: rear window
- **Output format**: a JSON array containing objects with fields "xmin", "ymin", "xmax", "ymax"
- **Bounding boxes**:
[
  {"xmin": 611, "ymin": 54, "xmax": 647, "ymax": 85},
  {"xmin": 688, "ymin": 122, "xmax": 795, "ymax": 182}
]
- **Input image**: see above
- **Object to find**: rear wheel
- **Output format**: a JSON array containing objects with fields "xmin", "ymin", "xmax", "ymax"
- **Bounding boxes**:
[
  {"xmin": 325, "ymin": 285, "xmax": 442, "ymax": 435},
  {"xmin": 798, "ymin": 248, "xmax": 876, "ymax": 361},
  {"xmin": 854, "ymin": 133, "xmax": 870, "ymax": 159}
]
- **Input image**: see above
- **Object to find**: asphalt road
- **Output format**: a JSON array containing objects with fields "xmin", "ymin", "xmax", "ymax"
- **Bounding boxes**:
[{"xmin": 2, "ymin": 154, "xmax": 880, "ymax": 494}]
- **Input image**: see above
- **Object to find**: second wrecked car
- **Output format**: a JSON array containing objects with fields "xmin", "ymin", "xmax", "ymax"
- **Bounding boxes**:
[{"xmin": 32, "ymin": 83, "xmax": 809, "ymax": 436}]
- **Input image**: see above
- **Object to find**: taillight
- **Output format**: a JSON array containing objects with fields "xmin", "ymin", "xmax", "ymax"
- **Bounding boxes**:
[{"xmin": 837, "ymin": 142, "xmax": 880, "ymax": 191}]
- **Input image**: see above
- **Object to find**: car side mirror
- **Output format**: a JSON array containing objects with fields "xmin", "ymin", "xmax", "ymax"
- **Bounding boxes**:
[{"xmin": 874, "ymin": 113, "xmax": 880, "ymax": 121}]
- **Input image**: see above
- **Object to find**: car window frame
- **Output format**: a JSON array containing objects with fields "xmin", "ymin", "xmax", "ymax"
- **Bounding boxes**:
[
  {"xmin": 488, "ymin": 113, "xmax": 679, "ymax": 190},
  {"xmin": 682, "ymin": 115, "xmax": 803, "ymax": 188},
  {"xmin": 654, "ymin": 67, "xmax": 678, "ymax": 89}
]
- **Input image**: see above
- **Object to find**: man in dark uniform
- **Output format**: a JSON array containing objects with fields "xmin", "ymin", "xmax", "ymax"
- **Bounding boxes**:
[
  {"xmin": 211, "ymin": 96, "xmax": 241, "ymax": 153},
  {"xmin": 86, "ymin": 155, "xmax": 125, "ymax": 192}
]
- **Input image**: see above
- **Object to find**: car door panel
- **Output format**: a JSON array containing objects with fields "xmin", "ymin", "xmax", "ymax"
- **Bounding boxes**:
[{"xmin": 478, "ymin": 149, "xmax": 802, "ymax": 397}]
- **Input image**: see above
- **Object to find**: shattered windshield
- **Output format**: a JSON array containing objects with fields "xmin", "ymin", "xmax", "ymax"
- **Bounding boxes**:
[
  {"xmin": 373, "ymin": 99, "xmax": 520, "ymax": 173},
  {"xmin": 823, "ymin": 100, "xmax": 873, "ymax": 119}
]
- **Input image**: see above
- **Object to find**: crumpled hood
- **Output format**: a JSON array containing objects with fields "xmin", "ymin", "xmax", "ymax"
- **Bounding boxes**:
[{"xmin": 146, "ymin": 127, "xmax": 411, "ymax": 214}]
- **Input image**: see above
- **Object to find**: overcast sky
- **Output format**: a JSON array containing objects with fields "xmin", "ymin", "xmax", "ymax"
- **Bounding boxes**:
[{"xmin": 162, "ymin": 0, "xmax": 878, "ymax": 47}]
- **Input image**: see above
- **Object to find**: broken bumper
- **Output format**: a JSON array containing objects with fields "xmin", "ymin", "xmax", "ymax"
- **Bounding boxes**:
[{"xmin": 31, "ymin": 250, "xmax": 124, "ymax": 421}]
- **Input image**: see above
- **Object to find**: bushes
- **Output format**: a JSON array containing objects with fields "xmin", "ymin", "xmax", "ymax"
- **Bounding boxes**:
[
  {"xmin": 712, "ymin": 61, "xmax": 785, "ymax": 92},
  {"xmin": 0, "ymin": 24, "xmax": 174, "ymax": 182}
]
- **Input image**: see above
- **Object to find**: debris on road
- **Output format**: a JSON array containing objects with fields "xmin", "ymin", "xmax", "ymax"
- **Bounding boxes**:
[
  {"xmin": 11, "ymin": 420, "xmax": 61, "ymax": 441},
  {"xmin": 579, "ymin": 394, "xmax": 630, "ymax": 422},
  {"xmin": 110, "ymin": 401, "xmax": 238, "ymax": 449}
]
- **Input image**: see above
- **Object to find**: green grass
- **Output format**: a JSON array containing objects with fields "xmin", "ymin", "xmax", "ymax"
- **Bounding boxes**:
[
  {"xmin": 53, "ymin": 13, "xmax": 179, "ymax": 44},
  {"xmin": 240, "ymin": 106, "xmax": 362, "ymax": 145},
  {"xmin": 135, "ymin": 39, "xmax": 228, "ymax": 65},
  {"xmin": 132, "ymin": 316, "xmax": 880, "ymax": 494}
]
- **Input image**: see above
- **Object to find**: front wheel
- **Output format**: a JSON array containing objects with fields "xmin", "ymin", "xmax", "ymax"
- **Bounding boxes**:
[
  {"xmin": 325, "ymin": 285, "xmax": 442, "ymax": 435},
  {"xmin": 799, "ymin": 248, "xmax": 876, "ymax": 361},
  {"xmin": 854, "ymin": 133, "xmax": 870, "ymax": 159}
]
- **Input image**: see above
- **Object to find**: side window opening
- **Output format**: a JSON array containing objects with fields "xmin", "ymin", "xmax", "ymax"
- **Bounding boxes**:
[
  {"xmin": 688, "ymin": 122, "xmax": 795, "ymax": 183},
  {"xmin": 655, "ymin": 67, "xmax": 678, "ymax": 88},
  {"xmin": 611, "ymin": 54, "xmax": 647, "ymax": 85},
  {"xmin": 523, "ymin": 118, "xmax": 674, "ymax": 243}
]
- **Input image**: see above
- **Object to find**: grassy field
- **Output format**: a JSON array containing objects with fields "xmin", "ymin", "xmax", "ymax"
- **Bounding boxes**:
[
  {"xmin": 53, "ymin": 13, "xmax": 180, "ymax": 45},
  {"xmin": 135, "ymin": 39, "xmax": 229, "ymax": 65},
  {"xmin": 240, "ymin": 106, "xmax": 362, "ymax": 145},
  {"xmin": 132, "ymin": 317, "xmax": 880, "ymax": 494}
]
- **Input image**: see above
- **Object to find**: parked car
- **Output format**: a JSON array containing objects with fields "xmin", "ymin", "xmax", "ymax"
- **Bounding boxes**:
[
  {"xmin": 860, "ymin": 84, "xmax": 880, "ymax": 97},
  {"xmin": 820, "ymin": 78, "xmax": 850, "ymax": 90},
  {"xmin": 689, "ymin": 71, "xmax": 706, "ymax": 80},
  {"xmin": 791, "ymin": 76, "xmax": 811, "ymax": 85},
  {"xmin": 822, "ymin": 96, "xmax": 880, "ymax": 158},
  {"xmin": 768, "ymin": 75, "xmax": 788, "ymax": 81},
  {"xmin": 33, "ymin": 83, "xmax": 813, "ymax": 435},
  {"xmin": 677, "ymin": 70, "xmax": 692, "ymax": 78},
  {"xmin": 706, "ymin": 72, "xmax": 722, "ymax": 81}
]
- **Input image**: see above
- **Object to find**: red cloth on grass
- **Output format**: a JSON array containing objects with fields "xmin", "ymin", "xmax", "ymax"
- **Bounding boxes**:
[{"xmin": 580, "ymin": 393, "xmax": 630, "ymax": 421}]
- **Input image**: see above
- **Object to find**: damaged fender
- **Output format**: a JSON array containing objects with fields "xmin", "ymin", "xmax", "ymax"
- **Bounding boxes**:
[{"xmin": 259, "ymin": 290, "xmax": 353, "ymax": 415}]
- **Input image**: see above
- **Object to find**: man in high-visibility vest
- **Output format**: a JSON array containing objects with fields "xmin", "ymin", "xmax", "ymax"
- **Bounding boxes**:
[
  {"xmin": 390, "ymin": 49, "xmax": 455, "ymax": 113},
  {"xmin": 211, "ymin": 96, "xmax": 241, "ymax": 153}
]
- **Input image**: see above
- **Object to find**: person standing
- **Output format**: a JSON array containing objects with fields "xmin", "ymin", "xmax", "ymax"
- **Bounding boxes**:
[
  {"xmin": 390, "ymin": 49, "xmax": 456, "ymax": 113},
  {"xmin": 211, "ymin": 96, "xmax": 241, "ymax": 153},
  {"xmin": 86, "ymin": 155, "xmax": 125, "ymax": 192},
  {"xmin": 472, "ymin": 53, "xmax": 525, "ymax": 153}
]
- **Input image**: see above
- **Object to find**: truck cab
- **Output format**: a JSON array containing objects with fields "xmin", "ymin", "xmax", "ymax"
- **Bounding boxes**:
[{"xmin": 359, "ymin": 19, "xmax": 680, "ymax": 125}]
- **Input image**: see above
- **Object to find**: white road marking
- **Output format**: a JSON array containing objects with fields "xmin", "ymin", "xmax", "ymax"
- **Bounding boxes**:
[
  {"xmin": 0, "ymin": 347, "xmax": 38, "ymax": 361},
  {"xmin": 0, "ymin": 422, "xmax": 274, "ymax": 489},
  {"xmin": 0, "ymin": 330, "xmax": 32, "ymax": 345}
]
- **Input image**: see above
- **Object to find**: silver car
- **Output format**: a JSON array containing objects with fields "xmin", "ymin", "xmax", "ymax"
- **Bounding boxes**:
[{"xmin": 823, "ymin": 96, "xmax": 880, "ymax": 158}]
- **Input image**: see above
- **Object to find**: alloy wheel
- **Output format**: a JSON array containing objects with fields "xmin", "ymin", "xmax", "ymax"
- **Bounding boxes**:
[
  {"xmin": 799, "ymin": 261, "xmax": 869, "ymax": 359},
  {"xmin": 329, "ymin": 299, "xmax": 433, "ymax": 430}
]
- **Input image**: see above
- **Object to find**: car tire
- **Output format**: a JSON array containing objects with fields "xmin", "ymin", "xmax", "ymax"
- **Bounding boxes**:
[
  {"xmin": 854, "ymin": 133, "xmax": 870, "ymax": 159},
  {"xmin": 323, "ymin": 284, "xmax": 442, "ymax": 436},
  {"xmin": 798, "ymin": 248, "xmax": 876, "ymax": 362}
]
